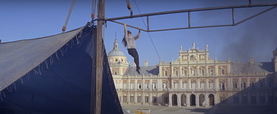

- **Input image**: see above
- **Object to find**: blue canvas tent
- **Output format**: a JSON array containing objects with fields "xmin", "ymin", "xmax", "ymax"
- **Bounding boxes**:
[{"xmin": 0, "ymin": 23, "xmax": 123, "ymax": 114}]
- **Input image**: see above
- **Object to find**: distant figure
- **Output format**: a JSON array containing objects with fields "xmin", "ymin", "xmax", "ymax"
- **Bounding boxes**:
[{"xmin": 122, "ymin": 23, "xmax": 141, "ymax": 74}]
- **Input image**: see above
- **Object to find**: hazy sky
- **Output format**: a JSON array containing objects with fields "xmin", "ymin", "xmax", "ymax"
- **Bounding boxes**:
[{"xmin": 1, "ymin": 0, "xmax": 277, "ymax": 66}]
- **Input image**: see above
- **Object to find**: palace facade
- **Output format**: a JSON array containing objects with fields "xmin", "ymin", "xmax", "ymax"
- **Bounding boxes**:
[{"xmin": 108, "ymin": 39, "xmax": 277, "ymax": 107}]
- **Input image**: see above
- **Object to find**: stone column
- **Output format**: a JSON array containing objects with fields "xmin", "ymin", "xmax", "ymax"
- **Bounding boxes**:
[
  {"xmin": 247, "ymin": 77, "xmax": 250, "ymax": 88},
  {"xmin": 150, "ymin": 79, "xmax": 153, "ymax": 91},
  {"xmin": 171, "ymin": 80, "xmax": 173, "ymax": 89},
  {"xmin": 238, "ymin": 77, "xmax": 241, "ymax": 90},
  {"xmin": 215, "ymin": 78, "xmax": 219, "ymax": 90},
  {"xmin": 230, "ymin": 78, "xmax": 233, "ymax": 90},
  {"xmin": 135, "ymin": 93, "xmax": 137, "ymax": 103},
  {"xmin": 196, "ymin": 93, "xmax": 199, "ymax": 107},
  {"xmin": 256, "ymin": 77, "xmax": 259, "ymax": 89},
  {"xmin": 142, "ymin": 93, "xmax": 145, "ymax": 104},
  {"xmin": 179, "ymin": 79, "xmax": 182, "ymax": 89},
  {"xmin": 127, "ymin": 93, "xmax": 130, "ymax": 103},
  {"xmin": 157, "ymin": 93, "xmax": 162, "ymax": 104},
  {"xmin": 215, "ymin": 64, "xmax": 218, "ymax": 76},
  {"xmin": 197, "ymin": 66, "xmax": 199, "ymax": 76},
  {"xmin": 205, "ymin": 93, "xmax": 209, "ymax": 107},
  {"xmin": 150, "ymin": 93, "xmax": 153, "ymax": 104},
  {"xmin": 188, "ymin": 79, "xmax": 191, "ymax": 89},
  {"xmin": 206, "ymin": 79, "xmax": 209, "ymax": 89},
  {"xmin": 197, "ymin": 79, "xmax": 200, "ymax": 89},
  {"xmin": 135, "ymin": 79, "xmax": 138, "ymax": 91},
  {"xmin": 169, "ymin": 93, "xmax": 172, "ymax": 107},
  {"xmin": 227, "ymin": 78, "xmax": 231, "ymax": 90},
  {"xmin": 186, "ymin": 93, "xmax": 190, "ymax": 107},
  {"xmin": 214, "ymin": 94, "xmax": 218, "ymax": 105},
  {"xmin": 206, "ymin": 65, "xmax": 209, "ymax": 76},
  {"xmin": 177, "ymin": 94, "xmax": 181, "ymax": 107}
]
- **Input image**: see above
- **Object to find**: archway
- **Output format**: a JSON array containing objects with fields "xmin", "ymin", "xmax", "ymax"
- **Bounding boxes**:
[
  {"xmin": 209, "ymin": 94, "xmax": 214, "ymax": 106},
  {"xmin": 172, "ymin": 94, "xmax": 177, "ymax": 106},
  {"xmin": 190, "ymin": 94, "xmax": 196, "ymax": 106},
  {"xmin": 181, "ymin": 94, "xmax": 186, "ymax": 106},
  {"xmin": 199, "ymin": 94, "xmax": 205, "ymax": 106}
]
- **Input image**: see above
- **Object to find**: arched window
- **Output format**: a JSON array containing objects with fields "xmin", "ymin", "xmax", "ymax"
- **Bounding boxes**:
[
  {"xmin": 164, "ymin": 70, "xmax": 168, "ymax": 76},
  {"xmin": 221, "ymin": 69, "xmax": 225, "ymax": 75},
  {"xmin": 184, "ymin": 70, "xmax": 187, "ymax": 76},
  {"xmin": 192, "ymin": 69, "xmax": 195, "ymax": 76}
]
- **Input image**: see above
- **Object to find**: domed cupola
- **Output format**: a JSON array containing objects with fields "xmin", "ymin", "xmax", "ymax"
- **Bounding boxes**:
[{"xmin": 108, "ymin": 39, "xmax": 125, "ymax": 57}]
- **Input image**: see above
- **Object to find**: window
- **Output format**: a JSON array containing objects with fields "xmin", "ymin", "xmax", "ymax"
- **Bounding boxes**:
[
  {"xmin": 153, "ymin": 83, "xmax": 157, "ymax": 89},
  {"xmin": 137, "ymin": 96, "xmax": 142, "ymax": 102},
  {"xmin": 201, "ymin": 83, "xmax": 204, "ymax": 89},
  {"xmin": 183, "ymin": 83, "xmax": 187, "ymax": 89},
  {"xmin": 138, "ymin": 83, "xmax": 142, "ymax": 90},
  {"xmin": 251, "ymin": 82, "xmax": 255, "ymax": 89},
  {"xmin": 209, "ymin": 83, "xmax": 214, "ymax": 89},
  {"xmin": 121, "ymin": 59, "xmax": 124, "ymax": 62},
  {"xmin": 164, "ymin": 97, "xmax": 168, "ymax": 103},
  {"xmin": 165, "ymin": 71, "xmax": 168, "ymax": 76},
  {"xmin": 164, "ymin": 83, "xmax": 168, "ymax": 89},
  {"xmin": 153, "ymin": 97, "xmax": 157, "ymax": 103},
  {"xmin": 221, "ymin": 69, "xmax": 225, "ymax": 75},
  {"xmin": 124, "ymin": 83, "xmax": 127, "ymax": 90},
  {"xmin": 123, "ymin": 96, "xmax": 127, "ymax": 102},
  {"xmin": 145, "ymin": 96, "xmax": 149, "ymax": 103},
  {"xmin": 192, "ymin": 70, "xmax": 195, "ymax": 76},
  {"xmin": 243, "ymin": 82, "xmax": 246, "ymax": 89},
  {"xmin": 210, "ymin": 69, "xmax": 213, "ymax": 75},
  {"xmin": 109, "ymin": 59, "xmax": 112, "ymax": 63},
  {"xmin": 233, "ymin": 82, "xmax": 237, "ymax": 88},
  {"xmin": 201, "ymin": 69, "xmax": 204, "ymax": 76},
  {"xmin": 192, "ymin": 83, "xmax": 196, "ymax": 89},
  {"xmin": 114, "ymin": 71, "xmax": 117, "ymax": 75},
  {"xmin": 184, "ymin": 70, "xmax": 187, "ymax": 76},
  {"xmin": 145, "ymin": 83, "xmax": 149, "ymax": 89},
  {"xmin": 115, "ymin": 59, "xmax": 118, "ymax": 61},
  {"xmin": 130, "ymin": 96, "xmax": 134, "ymax": 102},
  {"xmin": 130, "ymin": 83, "xmax": 134, "ymax": 90},
  {"xmin": 175, "ymin": 83, "xmax": 178, "ymax": 89},
  {"xmin": 175, "ymin": 70, "xmax": 178, "ymax": 76},
  {"xmin": 221, "ymin": 83, "xmax": 225, "ymax": 90}
]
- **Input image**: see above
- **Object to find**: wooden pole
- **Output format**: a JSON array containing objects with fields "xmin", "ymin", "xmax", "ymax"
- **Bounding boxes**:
[{"xmin": 95, "ymin": 0, "xmax": 103, "ymax": 114}]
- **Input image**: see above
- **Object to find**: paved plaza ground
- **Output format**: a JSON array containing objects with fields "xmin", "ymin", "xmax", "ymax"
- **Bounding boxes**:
[{"xmin": 122, "ymin": 105, "xmax": 277, "ymax": 114}]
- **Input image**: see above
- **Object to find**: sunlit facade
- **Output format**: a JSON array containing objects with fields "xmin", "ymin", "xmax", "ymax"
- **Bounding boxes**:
[{"xmin": 108, "ymin": 39, "xmax": 277, "ymax": 107}]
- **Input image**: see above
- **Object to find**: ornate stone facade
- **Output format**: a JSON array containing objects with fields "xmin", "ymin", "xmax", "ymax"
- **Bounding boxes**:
[{"xmin": 108, "ymin": 40, "xmax": 277, "ymax": 107}]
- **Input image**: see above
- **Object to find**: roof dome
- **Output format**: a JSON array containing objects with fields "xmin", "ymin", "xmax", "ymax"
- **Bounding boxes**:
[{"xmin": 108, "ymin": 39, "xmax": 126, "ymax": 57}]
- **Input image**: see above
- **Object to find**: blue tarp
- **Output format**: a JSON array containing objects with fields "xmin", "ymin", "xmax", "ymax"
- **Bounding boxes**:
[{"xmin": 0, "ymin": 24, "xmax": 123, "ymax": 114}]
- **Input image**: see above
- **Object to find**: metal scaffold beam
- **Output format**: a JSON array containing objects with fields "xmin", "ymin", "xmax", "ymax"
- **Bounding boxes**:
[{"xmin": 95, "ymin": 2, "xmax": 277, "ymax": 32}]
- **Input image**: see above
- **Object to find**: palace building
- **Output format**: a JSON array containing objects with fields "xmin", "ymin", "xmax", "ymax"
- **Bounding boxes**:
[{"xmin": 108, "ymin": 39, "xmax": 277, "ymax": 107}]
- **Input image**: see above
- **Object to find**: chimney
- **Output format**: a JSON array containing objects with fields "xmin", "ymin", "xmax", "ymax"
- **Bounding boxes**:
[
  {"xmin": 144, "ymin": 61, "xmax": 148, "ymax": 66},
  {"xmin": 237, "ymin": 60, "xmax": 240, "ymax": 63},
  {"xmin": 250, "ymin": 57, "xmax": 253, "ymax": 64},
  {"xmin": 133, "ymin": 61, "xmax": 136, "ymax": 67}
]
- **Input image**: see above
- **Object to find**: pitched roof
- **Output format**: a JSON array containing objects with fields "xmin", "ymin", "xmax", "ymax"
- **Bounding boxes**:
[
  {"xmin": 123, "ymin": 66, "xmax": 159, "ymax": 76},
  {"xmin": 231, "ymin": 62, "xmax": 274, "ymax": 73}
]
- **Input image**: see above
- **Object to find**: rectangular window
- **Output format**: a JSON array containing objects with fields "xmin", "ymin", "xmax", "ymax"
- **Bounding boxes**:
[
  {"xmin": 165, "ymin": 71, "xmax": 168, "ymax": 76},
  {"xmin": 175, "ymin": 83, "xmax": 178, "ymax": 89},
  {"xmin": 221, "ymin": 69, "xmax": 225, "ymax": 75},
  {"xmin": 210, "ymin": 83, "xmax": 214, "ymax": 89},
  {"xmin": 221, "ymin": 83, "xmax": 225, "ymax": 90},
  {"xmin": 123, "ymin": 96, "xmax": 127, "ymax": 102},
  {"xmin": 192, "ymin": 83, "xmax": 196, "ymax": 89},
  {"xmin": 130, "ymin": 96, "xmax": 134, "ymax": 102},
  {"xmin": 233, "ymin": 82, "xmax": 237, "ymax": 88},
  {"xmin": 175, "ymin": 70, "xmax": 178, "ymax": 76},
  {"xmin": 201, "ymin": 83, "xmax": 205, "ymax": 89},
  {"xmin": 243, "ymin": 82, "xmax": 246, "ymax": 89},
  {"xmin": 201, "ymin": 69, "xmax": 204, "ymax": 76},
  {"xmin": 145, "ymin": 97, "xmax": 149, "ymax": 103},
  {"xmin": 183, "ymin": 83, "xmax": 187, "ymax": 89},
  {"xmin": 164, "ymin": 83, "xmax": 168, "ymax": 89},
  {"xmin": 124, "ymin": 83, "xmax": 127, "ymax": 90},
  {"xmin": 251, "ymin": 82, "xmax": 255, "ymax": 89},
  {"xmin": 192, "ymin": 70, "xmax": 195, "ymax": 76},
  {"xmin": 153, "ymin": 83, "xmax": 157, "ymax": 89},
  {"xmin": 153, "ymin": 97, "xmax": 157, "ymax": 103},
  {"xmin": 184, "ymin": 70, "xmax": 187, "ymax": 76},
  {"xmin": 137, "ymin": 96, "xmax": 142, "ymax": 102},
  {"xmin": 210, "ymin": 69, "xmax": 213, "ymax": 75},
  {"xmin": 131, "ymin": 83, "xmax": 134, "ymax": 90},
  {"xmin": 146, "ymin": 83, "xmax": 149, "ymax": 89},
  {"xmin": 164, "ymin": 97, "xmax": 168, "ymax": 103},
  {"xmin": 138, "ymin": 83, "xmax": 142, "ymax": 90}
]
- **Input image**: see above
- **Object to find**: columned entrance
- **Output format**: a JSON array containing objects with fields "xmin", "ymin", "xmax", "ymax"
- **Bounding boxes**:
[
  {"xmin": 172, "ymin": 94, "xmax": 177, "ymax": 106},
  {"xmin": 209, "ymin": 94, "xmax": 214, "ymax": 106},
  {"xmin": 190, "ymin": 94, "xmax": 196, "ymax": 106},
  {"xmin": 181, "ymin": 94, "xmax": 186, "ymax": 106},
  {"xmin": 199, "ymin": 94, "xmax": 205, "ymax": 106}
]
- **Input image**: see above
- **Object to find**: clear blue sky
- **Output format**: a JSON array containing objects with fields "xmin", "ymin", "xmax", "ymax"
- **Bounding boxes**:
[{"xmin": 1, "ymin": 0, "xmax": 277, "ymax": 66}]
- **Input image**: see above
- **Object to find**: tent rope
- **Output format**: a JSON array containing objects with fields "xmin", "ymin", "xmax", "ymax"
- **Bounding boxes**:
[{"xmin": 133, "ymin": 0, "xmax": 161, "ymax": 61}]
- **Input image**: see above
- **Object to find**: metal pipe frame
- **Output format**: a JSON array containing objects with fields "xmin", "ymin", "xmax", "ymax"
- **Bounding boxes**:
[{"xmin": 99, "ymin": 3, "xmax": 277, "ymax": 32}]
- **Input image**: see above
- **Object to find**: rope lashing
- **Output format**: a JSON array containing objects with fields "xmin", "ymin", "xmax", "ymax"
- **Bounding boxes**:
[
  {"xmin": 125, "ymin": 0, "xmax": 133, "ymax": 16},
  {"xmin": 91, "ymin": 0, "xmax": 96, "ymax": 19},
  {"xmin": 62, "ymin": 0, "xmax": 76, "ymax": 32}
]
